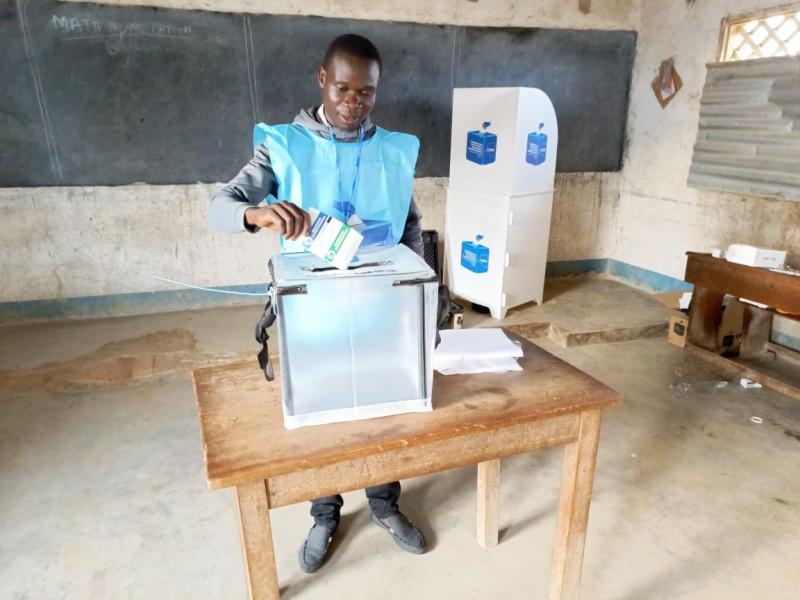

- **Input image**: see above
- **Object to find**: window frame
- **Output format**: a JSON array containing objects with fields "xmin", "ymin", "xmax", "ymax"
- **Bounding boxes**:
[{"xmin": 717, "ymin": 2, "xmax": 800, "ymax": 62}]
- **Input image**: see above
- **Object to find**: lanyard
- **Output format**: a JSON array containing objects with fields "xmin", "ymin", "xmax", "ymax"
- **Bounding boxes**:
[{"xmin": 328, "ymin": 124, "xmax": 364, "ymax": 221}]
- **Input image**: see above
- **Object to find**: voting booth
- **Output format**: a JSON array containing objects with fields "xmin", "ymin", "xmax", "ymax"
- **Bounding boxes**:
[
  {"xmin": 268, "ymin": 244, "xmax": 438, "ymax": 429},
  {"xmin": 445, "ymin": 87, "xmax": 558, "ymax": 319}
]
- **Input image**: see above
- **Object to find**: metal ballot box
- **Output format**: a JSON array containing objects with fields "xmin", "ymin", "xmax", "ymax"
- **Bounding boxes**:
[{"xmin": 268, "ymin": 244, "xmax": 438, "ymax": 429}]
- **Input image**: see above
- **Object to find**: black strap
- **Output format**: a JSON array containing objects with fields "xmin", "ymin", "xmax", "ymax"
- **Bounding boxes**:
[
  {"xmin": 255, "ymin": 296, "xmax": 277, "ymax": 381},
  {"xmin": 436, "ymin": 284, "xmax": 461, "ymax": 347}
]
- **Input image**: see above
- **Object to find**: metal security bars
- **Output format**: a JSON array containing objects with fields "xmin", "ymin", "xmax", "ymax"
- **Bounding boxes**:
[{"xmin": 719, "ymin": 4, "xmax": 800, "ymax": 61}]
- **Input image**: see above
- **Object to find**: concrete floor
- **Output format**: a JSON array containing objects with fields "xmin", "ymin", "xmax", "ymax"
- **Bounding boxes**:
[{"xmin": 1, "ymin": 277, "xmax": 799, "ymax": 599}]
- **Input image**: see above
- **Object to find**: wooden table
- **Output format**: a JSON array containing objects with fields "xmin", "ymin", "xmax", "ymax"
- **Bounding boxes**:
[
  {"xmin": 193, "ymin": 331, "xmax": 621, "ymax": 600},
  {"xmin": 684, "ymin": 252, "xmax": 800, "ymax": 398},
  {"xmin": 685, "ymin": 251, "xmax": 800, "ymax": 353}
]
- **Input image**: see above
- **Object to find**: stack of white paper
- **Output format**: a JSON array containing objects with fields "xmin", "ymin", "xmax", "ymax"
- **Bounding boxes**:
[{"xmin": 434, "ymin": 328, "xmax": 524, "ymax": 375}]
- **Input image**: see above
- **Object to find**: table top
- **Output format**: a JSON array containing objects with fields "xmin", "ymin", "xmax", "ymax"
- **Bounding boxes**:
[
  {"xmin": 685, "ymin": 252, "xmax": 800, "ymax": 315},
  {"xmin": 193, "ymin": 330, "xmax": 621, "ymax": 490}
]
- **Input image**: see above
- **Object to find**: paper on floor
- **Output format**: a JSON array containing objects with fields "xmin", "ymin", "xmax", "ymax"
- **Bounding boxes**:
[{"xmin": 434, "ymin": 328, "xmax": 523, "ymax": 374}]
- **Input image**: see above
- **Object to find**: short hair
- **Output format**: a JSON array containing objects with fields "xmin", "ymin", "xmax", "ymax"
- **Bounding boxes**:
[{"xmin": 323, "ymin": 34, "xmax": 382, "ymax": 75}]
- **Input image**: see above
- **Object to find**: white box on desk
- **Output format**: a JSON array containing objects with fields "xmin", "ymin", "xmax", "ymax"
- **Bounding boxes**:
[
  {"xmin": 449, "ymin": 87, "xmax": 558, "ymax": 197},
  {"xmin": 726, "ymin": 244, "xmax": 787, "ymax": 268},
  {"xmin": 445, "ymin": 188, "xmax": 553, "ymax": 320},
  {"xmin": 269, "ymin": 245, "xmax": 438, "ymax": 429}
]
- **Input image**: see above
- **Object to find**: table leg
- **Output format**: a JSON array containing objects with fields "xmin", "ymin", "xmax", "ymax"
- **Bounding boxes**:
[
  {"xmin": 548, "ymin": 410, "xmax": 601, "ymax": 600},
  {"xmin": 235, "ymin": 480, "xmax": 280, "ymax": 600},
  {"xmin": 476, "ymin": 459, "xmax": 501, "ymax": 548},
  {"xmin": 740, "ymin": 304, "xmax": 773, "ymax": 359},
  {"xmin": 687, "ymin": 286, "xmax": 724, "ymax": 351}
]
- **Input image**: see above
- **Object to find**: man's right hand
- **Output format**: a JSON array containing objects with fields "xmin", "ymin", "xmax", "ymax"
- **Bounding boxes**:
[{"xmin": 244, "ymin": 202, "xmax": 310, "ymax": 241}]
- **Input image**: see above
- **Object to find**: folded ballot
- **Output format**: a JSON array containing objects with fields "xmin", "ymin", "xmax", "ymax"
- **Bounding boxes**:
[
  {"xmin": 433, "ymin": 328, "xmax": 523, "ymax": 375},
  {"xmin": 303, "ymin": 208, "xmax": 363, "ymax": 270}
]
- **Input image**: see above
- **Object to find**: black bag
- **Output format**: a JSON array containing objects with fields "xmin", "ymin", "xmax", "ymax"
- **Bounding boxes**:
[
  {"xmin": 424, "ymin": 229, "xmax": 463, "ymax": 339},
  {"xmin": 254, "ymin": 289, "xmax": 276, "ymax": 381}
]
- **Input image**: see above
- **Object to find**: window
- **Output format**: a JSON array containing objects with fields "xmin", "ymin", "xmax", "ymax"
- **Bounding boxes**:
[
  {"xmin": 719, "ymin": 4, "xmax": 800, "ymax": 61},
  {"xmin": 689, "ymin": 4, "xmax": 800, "ymax": 201}
]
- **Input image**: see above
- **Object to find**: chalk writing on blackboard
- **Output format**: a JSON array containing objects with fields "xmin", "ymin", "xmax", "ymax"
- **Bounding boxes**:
[
  {"xmin": 51, "ymin": 14, "xmax": 191, "ymax": 37},
  {"xmin": 51, "ymin": 13, "xmax": 192, "ymax": 55}
]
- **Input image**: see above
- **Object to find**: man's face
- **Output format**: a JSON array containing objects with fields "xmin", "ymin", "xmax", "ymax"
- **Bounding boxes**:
[{"xmin": 318, "ymin": 52, "xmax": 380, "ymax": 131}]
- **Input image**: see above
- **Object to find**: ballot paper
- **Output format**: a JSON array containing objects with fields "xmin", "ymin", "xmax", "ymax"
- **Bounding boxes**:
[
  {"xmin": 436, "ymin": 357, "xmax": 523, "ymax": 375},
  {"xmin": 303, "ymin": 208, "xmax": 363, "ymax": 270},
  {"xmin": 434, "ymin": 328, "xmax": 523, "ymax": 375}
]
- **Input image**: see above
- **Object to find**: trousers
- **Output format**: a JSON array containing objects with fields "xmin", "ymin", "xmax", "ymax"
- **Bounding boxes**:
[{"xmin": 310, "ymin": 481, "xmax": 401, "ymax": 529}]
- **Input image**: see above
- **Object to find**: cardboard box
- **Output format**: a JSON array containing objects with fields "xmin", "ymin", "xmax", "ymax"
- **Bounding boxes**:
[
  {"xmin": 726, "ymin": 244, "xmax": 787, "ymax": 268},
  {"xmin": 717, "ymin": 296, "xmax": 745, "ymax": 354},
  {"xmin": 668, "ymin": 311, "xmax": 689, "ymax": 348},
  {"xmin": 449, "ymin": 87, "xmax": 558, "ymax": 196}
]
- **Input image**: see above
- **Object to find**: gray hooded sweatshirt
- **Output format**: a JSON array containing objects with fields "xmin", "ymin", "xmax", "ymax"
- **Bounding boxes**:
[{"xmin": 207, "ymin": 107, "xmax": 424, "ymax": 256}]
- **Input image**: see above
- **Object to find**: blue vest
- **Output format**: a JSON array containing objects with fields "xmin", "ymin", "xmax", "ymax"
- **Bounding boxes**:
[{"xmin": 254, "ymin": 123, "xmax": 420, "ymax": 253}]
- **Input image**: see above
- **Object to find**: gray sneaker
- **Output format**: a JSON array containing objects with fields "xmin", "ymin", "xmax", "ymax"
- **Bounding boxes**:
[
  {"xmin": 298, "ymin": 524, "xmax": 335, "ymax": 573},
  {"xmin": 371, "ymin": 511, "xmax": 427, "ymax": 554}
]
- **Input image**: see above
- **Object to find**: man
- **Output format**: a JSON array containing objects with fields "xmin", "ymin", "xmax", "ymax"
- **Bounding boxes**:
[{"xmin": 207, "ymin": 34, "xmax": 427, "ymax": 573}]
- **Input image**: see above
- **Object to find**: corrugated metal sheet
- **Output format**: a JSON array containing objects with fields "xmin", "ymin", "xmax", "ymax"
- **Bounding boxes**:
[{"xmin": 688, "ymin": 56, "xmax": 800, "ymax": 201}]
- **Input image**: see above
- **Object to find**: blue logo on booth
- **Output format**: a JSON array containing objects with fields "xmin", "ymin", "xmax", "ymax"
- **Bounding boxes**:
[
  {"xmin": 526, "ymin": 122, "xmax": 547, "ymax": 166},
  {"xmin": 461, "ymin": 235, "xmax": 490, "ymax": 274},
  {"xmin": 466, "ymin": 122, "xmax": 497, "ymax": 166}
]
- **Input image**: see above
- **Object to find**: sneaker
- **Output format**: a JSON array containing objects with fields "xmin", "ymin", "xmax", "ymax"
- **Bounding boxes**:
[
  {"xmin": 371, "ymin": 512, "xmax": 427, "ymax": 554},
  {"xmin": 298, "ymin": 524, "xmax": 335, "ymax": 573}
]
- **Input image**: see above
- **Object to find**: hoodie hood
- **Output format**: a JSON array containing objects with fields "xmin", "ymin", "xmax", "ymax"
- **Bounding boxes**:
[{"xmin": 293, "ymin": 106, "xmax": 376, "ymax": 142}]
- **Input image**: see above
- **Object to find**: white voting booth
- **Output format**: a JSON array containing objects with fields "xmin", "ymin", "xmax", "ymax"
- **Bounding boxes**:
[{"xmin": 445, "ymin": 87, "xmax": 558, "ymax": 319}]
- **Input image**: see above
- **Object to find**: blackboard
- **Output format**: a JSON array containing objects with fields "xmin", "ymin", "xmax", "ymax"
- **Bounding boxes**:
[{"xmin": 0, "ymin": 0, "xmax": 636, "ymax": 186}]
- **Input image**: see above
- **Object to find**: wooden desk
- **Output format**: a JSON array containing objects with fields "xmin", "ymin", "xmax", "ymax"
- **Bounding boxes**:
[
  {"xmin": 193, "ymin": 332, "xmax": 621, "ymax": 600},
  {"xmin": 684, "ymin": 252, "xmax": 800, "ymax": 398},
  {"xmin": 685, "ymin": 252, "xmax": 800, "ymax": 316},
  {"xmin": 685, "ymin": 252, "xmax": 800, "ymax": 350}
]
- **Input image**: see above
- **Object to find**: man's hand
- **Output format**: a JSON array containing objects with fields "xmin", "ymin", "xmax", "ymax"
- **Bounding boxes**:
[{"xmin": 244, "ymin": 202, "xmax": 310, "ymax": 241}]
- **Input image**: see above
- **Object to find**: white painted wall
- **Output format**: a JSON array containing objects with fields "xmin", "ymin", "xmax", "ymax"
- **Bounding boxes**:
[
  {"xmin": 615, "ymin": 0, "xmax": 800, "ymax": 277},
  {"xmin": 548, "ymin": 173, "xmax": 620, "ymax": 261},
  {"xmin": 1, "ymin": 0, "xmax": 635, "ymax": 308},
  {"xmin": 0, "ymin": 179, "xmax": 443, "ymax": 301},
  {"xmin": 616, "ymin": 0, "xmax": 800, "ymax": 344},
  {"xmin": 0, "ymin": 171, "xmax": 617, "ymax": 302}
]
